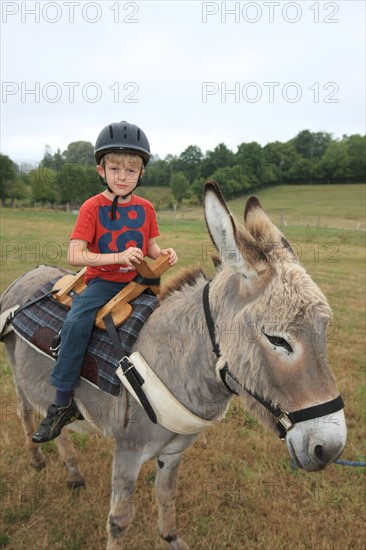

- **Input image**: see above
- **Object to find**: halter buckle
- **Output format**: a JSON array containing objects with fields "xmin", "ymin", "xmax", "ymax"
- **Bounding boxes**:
[{"xmin": 276, "ymin": 411, "xmax": 294, "ymax": 439}]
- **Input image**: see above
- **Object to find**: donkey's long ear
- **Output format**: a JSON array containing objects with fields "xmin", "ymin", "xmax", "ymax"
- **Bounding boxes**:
[
  {"xmin": 244, "ymin": 196, "xmax": 295, "ymax": 258},
  {"xmin": 204, "ymin": 181, "xmax": 267, "ymax": 275},
  {"xmin": 204, "ymin": 181, "xmax": 237, "ymax": 254}
]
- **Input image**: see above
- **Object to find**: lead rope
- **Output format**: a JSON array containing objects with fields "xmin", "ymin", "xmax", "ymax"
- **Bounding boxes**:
[
  {"xmin": 291, "ymin": 458, "xmax": 366, "ymax": 470},
  {"xmin": 334, "ymin": 459, "xmax": 366, "ymax": 467}
]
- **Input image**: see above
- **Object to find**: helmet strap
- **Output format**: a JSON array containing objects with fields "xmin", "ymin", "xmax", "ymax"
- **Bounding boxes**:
[
  {"xmin": 111, "ymin": 195, "xmax": 119, "ymax": 221},
  {"xmin": 100, "ymin": 168, "xmax": 144, "ymax": 220}
]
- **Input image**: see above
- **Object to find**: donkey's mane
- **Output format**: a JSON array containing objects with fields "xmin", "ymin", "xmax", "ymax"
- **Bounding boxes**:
[{"xmin": 159, "ymin": 265, "xmax": 208, "ymax": 301}]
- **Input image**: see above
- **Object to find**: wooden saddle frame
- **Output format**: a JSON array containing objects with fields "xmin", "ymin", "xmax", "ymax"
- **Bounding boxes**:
[{"xmin": 52, "ymin": 255, "xmax": 170, "ymax": 330}]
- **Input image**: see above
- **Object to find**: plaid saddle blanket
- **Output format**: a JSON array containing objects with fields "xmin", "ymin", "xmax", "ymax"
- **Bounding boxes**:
[{"xmin": 11, "ymin": 277, "xmax": 159, "ymax": 396}]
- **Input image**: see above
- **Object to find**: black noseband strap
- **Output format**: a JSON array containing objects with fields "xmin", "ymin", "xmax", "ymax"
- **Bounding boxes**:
[
  {"xmin": 273, "ymin": 394, "xmax": 345, "ymax": 439},
  {"xmin": 282, "ymin": 394, "xmax": 345, "ymax": 425}
]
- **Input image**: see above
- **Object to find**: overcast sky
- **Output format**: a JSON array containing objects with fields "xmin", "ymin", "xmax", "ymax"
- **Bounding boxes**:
[{"xmin": 1, "ymin": 1, "xmax": 365, "ymax": 165}]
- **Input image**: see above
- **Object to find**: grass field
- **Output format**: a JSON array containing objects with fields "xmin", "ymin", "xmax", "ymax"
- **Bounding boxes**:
[{"xmin": 0, "ymin": 184, "xmax": 365, "ymax": 549}]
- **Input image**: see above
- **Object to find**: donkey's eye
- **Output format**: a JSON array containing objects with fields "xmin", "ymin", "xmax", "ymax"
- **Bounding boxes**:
[{"xmin": 264, "ymin": 333, "xmax": 293, "ymax": 353}]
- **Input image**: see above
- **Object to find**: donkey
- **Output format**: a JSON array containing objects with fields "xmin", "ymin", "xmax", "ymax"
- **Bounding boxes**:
[{"xmin": 1, "ymin": 181, "xmax": 346, "ymax": 549}]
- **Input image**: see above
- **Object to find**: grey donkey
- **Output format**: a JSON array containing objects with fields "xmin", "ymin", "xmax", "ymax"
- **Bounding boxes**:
[{"xmin": 1, "ymin": 182, "xmax": 346, "ymax": 549}]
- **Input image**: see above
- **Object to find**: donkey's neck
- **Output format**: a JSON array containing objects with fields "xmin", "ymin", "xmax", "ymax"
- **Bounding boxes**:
[{"xmin": 135, "ymin": 274, "xmax": 232, "ymax": 420}]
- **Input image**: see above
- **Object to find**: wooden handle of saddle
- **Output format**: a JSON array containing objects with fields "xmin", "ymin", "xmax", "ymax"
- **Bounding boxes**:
[
  {"xmin": 52, "ymin": 267, "xmax": 87, "ymax": 308},
  {"xmin": 95, "ymin": 254, "xmax": 171, "ymax": 330}
]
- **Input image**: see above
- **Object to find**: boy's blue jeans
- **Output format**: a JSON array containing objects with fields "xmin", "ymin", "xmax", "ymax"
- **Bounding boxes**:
[{"xmin": 50, "ymin": 278, "xmax": 127, "ymax": 390}]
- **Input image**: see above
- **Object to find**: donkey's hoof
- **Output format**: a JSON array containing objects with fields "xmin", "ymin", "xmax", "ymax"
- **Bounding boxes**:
[
  {"xmin": 31, "ymin": 459, "xmax": 46, "ymax": 471},
  {"xmin": 163, "ymin": 535, "xmax": 190, "ymax": 550},
  {"xmin": 66, "ymin": 478, "xmax": 86, "ymax": 490},
  {"xmin": 170, "ymin": 537, "xmax": 190, "ymax": 550}
]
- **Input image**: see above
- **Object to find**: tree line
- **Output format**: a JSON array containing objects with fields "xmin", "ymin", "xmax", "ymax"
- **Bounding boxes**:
[{"xmin": 1, "ymin": 130, "xmax": 365, "ymax": 208}]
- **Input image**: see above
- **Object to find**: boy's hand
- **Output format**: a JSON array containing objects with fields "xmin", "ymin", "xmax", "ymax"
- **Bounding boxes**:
[
  {"xmin": 160, "ymin": 248, "xmax": 178, "ymax": 266},
  {"xmin": 119, "ymin": 247, "xmax": 144, "ymax": 267}
]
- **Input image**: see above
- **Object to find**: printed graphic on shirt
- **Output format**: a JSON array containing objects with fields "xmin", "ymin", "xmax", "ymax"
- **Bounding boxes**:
[{"xmin": 98, "ymin": 204, "xmax": 146, "ymax": 253}]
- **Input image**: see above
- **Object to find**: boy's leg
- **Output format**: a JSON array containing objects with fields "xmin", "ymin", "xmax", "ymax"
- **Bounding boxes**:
[{"xmin": 32, "ymin": 279, "xmax": 126, "ymax": 443}]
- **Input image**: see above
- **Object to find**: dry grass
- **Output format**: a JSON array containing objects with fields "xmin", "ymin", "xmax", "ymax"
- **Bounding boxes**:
[{"xmin": 0, "ymin": 185, "xmax": 365, "ymax": 549}]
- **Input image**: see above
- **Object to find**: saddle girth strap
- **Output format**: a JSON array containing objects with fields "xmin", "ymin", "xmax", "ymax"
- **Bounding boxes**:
[{"xmin": 103, "ymin": 313, "xmax": 157, "ymax": 424}]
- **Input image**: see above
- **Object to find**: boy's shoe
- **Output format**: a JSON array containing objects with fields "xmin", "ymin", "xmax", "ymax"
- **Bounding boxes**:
[{"xmin": 32, "ymin": 400, "xmax": 83, "ymax": 443}]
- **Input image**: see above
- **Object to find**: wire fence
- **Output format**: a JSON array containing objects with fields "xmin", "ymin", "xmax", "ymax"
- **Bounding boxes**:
[
  {"xmin": 161, "ymin": 207, "xmax": 366, "ymax": 232},
  {"xmin": 2, "ymin": 202, "xmax": 365, "ymax": 232}
]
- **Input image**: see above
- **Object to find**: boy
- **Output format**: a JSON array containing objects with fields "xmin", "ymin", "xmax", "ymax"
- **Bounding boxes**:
[{"xmin": 32, "ymin": 121, "xmax": 178, "ymax": 443}]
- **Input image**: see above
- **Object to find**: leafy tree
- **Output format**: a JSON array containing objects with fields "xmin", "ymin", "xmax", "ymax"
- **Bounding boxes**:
[
  {"xmin": 284, "ymin": 156, "xmax": 313, "ymax": 184},
  {"xmin": 174, "ymin": 145, "xmax": 203, "ymax": 182},
  {"xmin": 318, "ymin": 140, "xmax": 352, "ymax": 182},
  {"xmin": 236, "ymin": 142, "xmax": 265, "ymax": 187},
  {"xmin": 264, "ymin": 141, "xmax": 310, "ymax": 183},
  {"xmin": 291, "ymin": 130, "xmax": 332, "ymax": 160},
  {"xmin": 345, "ymin": 134, "xmax": 366, "ymax": 181},
  {"xmin": 263, "ymin": 141, "xmax": 289, "ymax": 184},
  {"xmin": 170, "ymin": 172, "xmax": 190, "ymax": 206},
  {"xmin": 202, "ymin": 143, "xmax": 235, "ymax": 178},
  {"xmin": 40, "ymin": 145, "xmax": 65, "ymax": 173},
  {"xmin": 58, "ymin": 164, "xmax": 99, "ymax": 206},
  {"xmin": 191, "ymin": 177, "xmax": 206, "ymax": 202},
  {"xmin": 84, "ymin": 166, "xmax": 102, "ymax": 198},
  {"xmin": 41, "ymin": 145, "xmax": 54, "ymax": 168},
  {"xmin": 0, "ymin": 153, "xmax": 18, "ymax": 202},
  {"xmin": 63, "ymin": 141, "xmax": 95, "ymax": 166},
  {"xmin": 6, "ymin": 179, "xmax": 30, "ymax": 206},
  {"xmin": 208, "ymin": 165, "xmax": 250, "ymax": 198},
  {"xmin": 28, "ymin": 167, "xmax": 59, "ymax": 207},
  {"xmin": 143, "ymin": 157, "xmax": 171, "ymax": 186},
  {"xmin": 53, "ymin": 148, "xmax": 65, "ymax": 171}
]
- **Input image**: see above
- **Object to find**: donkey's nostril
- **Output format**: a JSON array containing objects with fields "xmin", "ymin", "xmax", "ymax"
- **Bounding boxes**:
[
  {"xmin": 315, "ymin": 445, "xmax": 324, "ymax": 461},
  {"xmin": 312, "ymin": 441, "xmax": 345, "ymax": 467}
]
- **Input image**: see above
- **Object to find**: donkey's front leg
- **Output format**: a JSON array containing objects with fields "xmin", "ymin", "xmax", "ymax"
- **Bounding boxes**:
[
  {"xmin": 156, "ymin": 452, "xmax": 189, "ymax": 550},
  {"xmin": 106, "ymin": 448, "xmax": 142, "ymax": 550},
  {"xmin": 55, "ymin": 428, "xmax": 85, "ymax": 488},
  {"xmin": 16, "ymin": 394, "xmax": 46, "ymax": 470}
]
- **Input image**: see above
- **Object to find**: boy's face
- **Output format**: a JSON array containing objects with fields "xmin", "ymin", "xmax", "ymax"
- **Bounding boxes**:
[{"xmin": 97, "ymin": 155, "xmax": 144, "ymax": 197}]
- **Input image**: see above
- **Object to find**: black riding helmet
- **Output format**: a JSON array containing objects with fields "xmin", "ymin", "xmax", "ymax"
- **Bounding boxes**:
[
  {"xmin": 94, "ymin": 121, "xmax": 151, "ymax": 166},
  {"xmin": 94, "ymin": 121, "xmax": 151, "ymax": 218}
]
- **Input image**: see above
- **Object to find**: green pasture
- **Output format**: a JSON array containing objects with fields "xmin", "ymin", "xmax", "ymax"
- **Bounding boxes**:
[
  {"xmin": 1, "ymin": 184, "xmax": 365, "ymax": 286},
  {"xmin": 0, "ymin": 184, "xmax": 365, "ymax": 549}
]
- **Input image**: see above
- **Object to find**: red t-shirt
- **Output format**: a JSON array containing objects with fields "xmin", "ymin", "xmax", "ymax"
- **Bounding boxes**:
[{"xmin": 70, "ymin": 193, "xmax": 160, "ymax": 283}]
